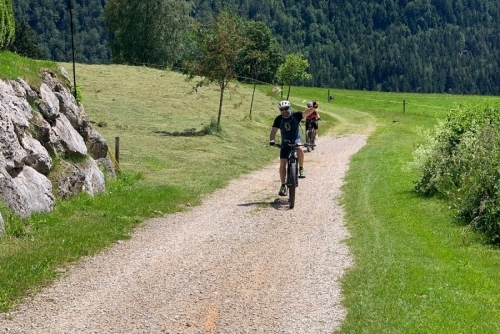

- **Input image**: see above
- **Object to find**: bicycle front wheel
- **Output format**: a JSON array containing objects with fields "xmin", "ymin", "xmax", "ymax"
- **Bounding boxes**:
[
  {"xmin": 288, "ymin": 162, "xmax": 297, "ymax": 209},
  {"xmin": 288, "ymin": 185, "xmax": 296, "ymax": 209}
]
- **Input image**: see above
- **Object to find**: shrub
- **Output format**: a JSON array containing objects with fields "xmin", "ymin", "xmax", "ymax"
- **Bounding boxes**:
[{"xmin": 410, "ymin": 104, "xmax": 500, "ymax": 243}]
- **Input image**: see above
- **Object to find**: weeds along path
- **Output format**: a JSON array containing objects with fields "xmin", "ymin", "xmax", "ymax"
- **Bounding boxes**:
[{"xmin": 0, "ymin": 135, "xmax": 367, "ymax": 334}]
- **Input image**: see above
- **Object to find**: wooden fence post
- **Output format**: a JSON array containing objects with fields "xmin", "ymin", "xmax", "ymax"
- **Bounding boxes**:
[{"xmin": 115, "ymin": 137, "xmax": 120, "ymax": 163}]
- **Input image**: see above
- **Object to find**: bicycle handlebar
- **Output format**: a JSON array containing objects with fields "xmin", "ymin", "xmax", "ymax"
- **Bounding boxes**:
[{"xmin": 273, "ymin": 141, "xmax": 316, "ymax": 148}]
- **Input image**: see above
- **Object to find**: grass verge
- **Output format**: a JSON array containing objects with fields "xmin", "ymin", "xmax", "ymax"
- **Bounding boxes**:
[{"xmin": 285, "ymin": 87, "xmax": 500, "ymax": 333}]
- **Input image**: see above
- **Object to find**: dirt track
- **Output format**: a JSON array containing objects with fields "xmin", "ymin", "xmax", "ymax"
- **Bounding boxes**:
[{"xmin": 0, "ymin": 135, "xmax": 367, "ymax": 334}]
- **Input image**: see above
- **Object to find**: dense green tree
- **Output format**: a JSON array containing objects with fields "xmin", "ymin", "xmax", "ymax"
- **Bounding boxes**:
[
  {"xmin": 185, "ymin": 12, "xmax": 248, "ymax": 128},
  {"xmin": 12, "ymin": 0, "xmax": 109, "ymax": 63},
  {"xmin": 9, "ymin": 0, "xmax": 500, "ymax": 95},
  {"xmin": 104, "ymin": 0, "xmax": 193, "ymax": 67},
  {"xmin": 226, "ymin": 0, "xmax": 499, "ymax": 95},
  {"xmin": 236, "ymin": 20, "xmax": 281, "ymax": 84},
  {"xmin": 236, "ymin": 20, "xmax": 281, "ymax": 118},
  {"xmin": 7, "ymin": 20, "xmax": 46, "ymax": 59},
  {"xmin": 0, "ymin": 0, "xmax": 15, "ymax": 49},
  {"xmin": 277, "ymin": 53, "xmax": 312, "ymax": 99}
]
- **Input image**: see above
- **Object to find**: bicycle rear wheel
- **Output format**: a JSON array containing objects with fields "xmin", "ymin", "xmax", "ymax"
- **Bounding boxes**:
[{"xmin": 306, "ymin": 130, "xmax": 313, "ymax": 152}]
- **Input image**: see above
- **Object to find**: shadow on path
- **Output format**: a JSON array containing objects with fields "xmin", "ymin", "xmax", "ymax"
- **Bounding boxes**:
[{"xmin": 238, "ymin": 198, "xmax": 291, "ymax": 211}]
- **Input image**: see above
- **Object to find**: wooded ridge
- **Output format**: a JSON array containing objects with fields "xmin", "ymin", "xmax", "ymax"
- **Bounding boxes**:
[{"xmin": 10, "ymin": 0, "xmax": 500, "ymax": 95}]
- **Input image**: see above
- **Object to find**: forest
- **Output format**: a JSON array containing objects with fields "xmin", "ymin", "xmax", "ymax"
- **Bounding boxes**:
[{"xmin": 8, "ymin": 0, "xmax": 500, "ymax": 95}]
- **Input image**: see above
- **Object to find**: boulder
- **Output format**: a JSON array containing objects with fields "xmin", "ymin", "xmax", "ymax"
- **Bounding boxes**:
[{"xmin": 0, "ymin": 69, "xmax": 115, "ymax": 231}]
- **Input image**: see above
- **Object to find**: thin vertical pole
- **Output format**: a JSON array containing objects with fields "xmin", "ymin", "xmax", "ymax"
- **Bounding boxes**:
[
  {"xmin": 67, "ymin": 0, "xmax": 77, "ymax": 99},
  {"xmin": 115, "ymin": 137, "xmax": 120, "ymax": 163}
]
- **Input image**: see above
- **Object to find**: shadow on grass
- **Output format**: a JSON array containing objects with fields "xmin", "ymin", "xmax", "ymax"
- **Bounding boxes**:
[
  {"xmin": 238, "ymin": 198, "xmax": 291, "ymax": 211},
  {"xmin": 153, "ymin": 128, "xmax": 206, "ymax": 137}
]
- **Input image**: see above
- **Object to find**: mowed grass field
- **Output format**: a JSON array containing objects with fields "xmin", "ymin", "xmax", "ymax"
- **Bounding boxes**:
[
  {"xmin": 62, "ymin": 63, "xmax": 281, "ymax": 188},
  {"xmin": 1, "ymin": 54, "xmax": 499, "ymax": 333}
]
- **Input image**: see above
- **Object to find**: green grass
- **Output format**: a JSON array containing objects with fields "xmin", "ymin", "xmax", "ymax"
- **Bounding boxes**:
[
  {"xmin": 340, "ymin": 123, "xmax": 500, "ymax": 333},
  {"xmin": 1, "ymin": 52, "xmax": 500, "ymax": 332},
  {"xmin": 0, "ymin": 51, "xmax": 60, "ymax": 86},
  {"xmin": 58, "ymin": 62, "xmax": 288, "ymax": 189},
  {"xmin": 284, "ymin": 87, "xmax": 500, "ymax": 333},
  {"xmin": 0, "ymin": 175, "xmax": 193, "ymax": 309},
  {"xmin": 267, "ymin": 86, "xmax": 500, "ymax": 332}
]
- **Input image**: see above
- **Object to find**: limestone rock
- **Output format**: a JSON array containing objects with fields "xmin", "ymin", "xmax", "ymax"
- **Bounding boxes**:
[{"xmin": 0, "ymin": 69, "xmax": 115, "ymax": 229}]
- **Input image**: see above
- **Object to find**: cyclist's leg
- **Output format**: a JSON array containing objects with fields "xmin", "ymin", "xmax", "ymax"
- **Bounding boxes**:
[
  {"xmin": 313, "ymin": 120, "xmax": 318, "ymax": 138},
  {"xmin": 279, "ymin": 146, "xmax": 291, "ymax": 195},
  {"xmin": 279, "ymin": 159, "xmax": 287, "ymax": 184},
  {"xmin": 305, "ymin": 120, "xmax": 312, "ymax": 141},
  {"xmin": 297, "ymin": 147, "xmax": 306, "ymax": 177}
]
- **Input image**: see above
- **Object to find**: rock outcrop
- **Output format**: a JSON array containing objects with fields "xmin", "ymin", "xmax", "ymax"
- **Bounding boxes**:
[{"xmin": 0, "ymin": 69, "xmax": 114, "ymax": 229}]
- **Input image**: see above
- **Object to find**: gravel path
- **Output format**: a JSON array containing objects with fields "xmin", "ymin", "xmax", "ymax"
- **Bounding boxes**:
[{"xmin": 0, "ymin": 135, "xmax": 367, "ymax": 334}]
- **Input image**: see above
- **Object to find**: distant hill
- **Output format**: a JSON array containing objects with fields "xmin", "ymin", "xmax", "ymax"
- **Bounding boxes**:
[
  {"xmin": 13, "ymin": 0, "xmax": 110, "ymax": 63},
  {"xmin": 13, "ymin": 0, "xmax": 500, "ymax": 95}
]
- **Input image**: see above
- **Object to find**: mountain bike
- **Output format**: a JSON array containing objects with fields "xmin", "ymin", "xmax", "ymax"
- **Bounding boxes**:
[
  {"xmin": 304, "ymin": 119, "xmax": 319, "ymax": 152},
  {"xmin": 275, "ymin": 141, "xmax": 314, "ymax": 209}
]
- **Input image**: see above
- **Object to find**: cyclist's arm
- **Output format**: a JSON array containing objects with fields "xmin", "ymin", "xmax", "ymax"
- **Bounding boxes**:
[
  {"xmin": 269, "ymin": 127, "xmax": 279, "ymax": 142},
  {"xmin": 301, "ymin": 106, "xmax": 316, "ymax": 118}
]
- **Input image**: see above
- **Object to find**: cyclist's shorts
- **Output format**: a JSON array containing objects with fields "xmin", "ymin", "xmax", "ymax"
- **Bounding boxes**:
[
  {"xmin": 280, "ymin": 145, "xmax": 293, "ymax": 159},
  {"xmin": 306, "ymin": 119, "xmax": 318, "ymax": 130}
]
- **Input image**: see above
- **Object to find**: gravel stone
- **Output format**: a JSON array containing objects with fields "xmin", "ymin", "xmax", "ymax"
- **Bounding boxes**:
[{"xmin": 0, "ymin": 135, "xmax": 367, "ymax": 334}]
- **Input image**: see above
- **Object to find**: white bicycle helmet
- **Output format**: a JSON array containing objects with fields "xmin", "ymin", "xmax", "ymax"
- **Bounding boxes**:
[{"xmin": 278, "ymin": 100, "xmax": 291, "ymax": 110}]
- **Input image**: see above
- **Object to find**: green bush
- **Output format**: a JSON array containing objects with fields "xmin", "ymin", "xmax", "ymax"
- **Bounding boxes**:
[{"xmin": 410, "ymin": 104, "xmax": 500, "ymax": 243}]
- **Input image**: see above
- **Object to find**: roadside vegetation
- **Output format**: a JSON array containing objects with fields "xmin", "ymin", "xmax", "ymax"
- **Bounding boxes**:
[
  {"xmin": 411, "ymin": 104, "xmax": 500, "ymax": 244},
  {"xmin": 287, "ymin": 87, "xmax": 500, "ymax": 333},
  {"xmin": 1, "ymin": 54, "xmax": 500, "ymax": 333}
]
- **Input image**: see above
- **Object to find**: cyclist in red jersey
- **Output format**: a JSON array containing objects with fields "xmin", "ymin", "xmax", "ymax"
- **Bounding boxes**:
[{"xmin": 305, "ymin": 100, "xmax": 320, "ymax": 139}]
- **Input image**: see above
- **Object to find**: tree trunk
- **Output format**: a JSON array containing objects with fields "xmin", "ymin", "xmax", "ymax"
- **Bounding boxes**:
[
  {"xmin": 217, "ymin": 82, "xmax": 224, "ymax": 128},
  {"xmin": 249, "ymin": 82, "xmax": 257, "ymax": 120}
]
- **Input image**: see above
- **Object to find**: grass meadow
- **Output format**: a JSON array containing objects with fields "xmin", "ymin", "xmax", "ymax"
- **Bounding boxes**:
[
  {"xmin": 0, "ymin": 51, "xmax": 59, "ymax": 85},
  {"xmin": 287, "ymin": 87, "xmax": 500, "ymax": 333},
  {"xmin": 1, "ymin": 53, "xmax": 499, "ymax": 332}
]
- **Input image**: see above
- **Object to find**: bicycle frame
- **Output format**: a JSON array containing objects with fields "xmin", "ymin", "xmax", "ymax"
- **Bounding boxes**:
[
  {"xmin": 275, "ymin": 140, "xmax": 314, "ymax": 208},
  {"xmin": 304, "ymin": 119, "xmax": 317, "ymax": 152},
  {"xmin": 278, "ymin": 140, "xmax": 300, "ymax": 209}
]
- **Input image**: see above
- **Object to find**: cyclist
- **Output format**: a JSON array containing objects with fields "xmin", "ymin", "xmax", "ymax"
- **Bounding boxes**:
[
  {"xmin": 305, "ymin": 100, "xmax": 320, "ymax": 140},
  {"xmin": 269, "ymin": 100, "xmax": 316, "ymax": 196}
]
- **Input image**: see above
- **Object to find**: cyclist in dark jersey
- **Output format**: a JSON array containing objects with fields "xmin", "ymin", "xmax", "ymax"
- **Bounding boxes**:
[{"xmin": 269, "ymin": 100, "xmax": 316, "ymax": 196}]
